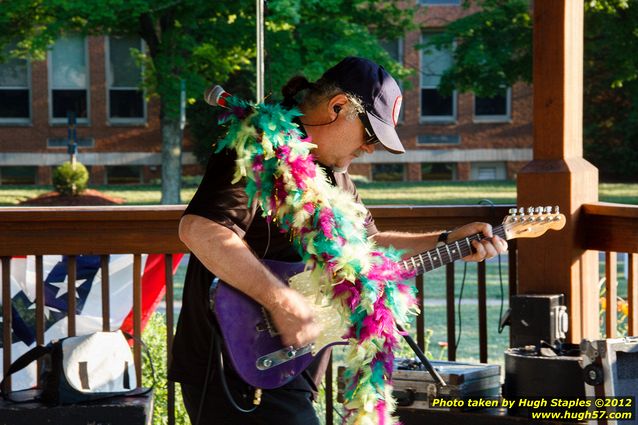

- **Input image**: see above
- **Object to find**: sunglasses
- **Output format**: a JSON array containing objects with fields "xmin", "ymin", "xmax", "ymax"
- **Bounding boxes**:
[{"xmin": 358, "ymin": 113, "xmax": 380, "ymax": 146}]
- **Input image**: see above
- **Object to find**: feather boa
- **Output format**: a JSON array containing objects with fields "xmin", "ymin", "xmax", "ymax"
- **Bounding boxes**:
[{"xmin": 216, "ymin": 96, "xmax": 418, "ymax": 424}]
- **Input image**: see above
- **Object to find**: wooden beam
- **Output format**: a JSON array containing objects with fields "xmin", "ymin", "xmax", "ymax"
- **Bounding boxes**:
[
  {"xmin": 582, "ymin": 203, "xmax": 638, "ymax": 253},
  {"xmin": 0, "ymin": 206, "xmax": 186, "ymax": 256},
  {"xmin": 629, "ymin": 254, "xmax": 638, "ymax": 335},
  {"xmin": 0, "ymin": 205, "xmax": 513, "ymax": 256},
  {"xmin": 605, "ymin": 252, "xmax": 617, "ymax": 338},
  {"xmin": 516, "ymin": 0, "xmax": 600, "ymax": 342},
  {"xmin": 2, "ymin": 257, "xmax": 12, "ymax": 390}
]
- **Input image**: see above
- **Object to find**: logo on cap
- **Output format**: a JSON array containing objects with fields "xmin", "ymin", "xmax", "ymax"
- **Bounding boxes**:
[{"xmin": 392, "ymin": 96, "xmax": 402, "ymax": 127}]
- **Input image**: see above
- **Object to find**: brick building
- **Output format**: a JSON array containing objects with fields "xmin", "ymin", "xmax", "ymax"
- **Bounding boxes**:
[
  {"xmin": 350, "ymin": 1, "xmax": 533, "ymax": 182},
  {"xmin": 0, "ymin": 35, "xmax": 197, "ymax": 185},
  {"xmin": 0, "ymin": 2, "xmax": 532, "ymax": 186}
]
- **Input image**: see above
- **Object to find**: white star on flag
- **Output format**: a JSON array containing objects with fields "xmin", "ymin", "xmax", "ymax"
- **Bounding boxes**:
[
  {"xmin": 27, "ymin": 302, "xmax": 54, "ymax": 319},
  {"xmin": 48, "ymin": 278, "xmax": 87, "ymax": 299}
]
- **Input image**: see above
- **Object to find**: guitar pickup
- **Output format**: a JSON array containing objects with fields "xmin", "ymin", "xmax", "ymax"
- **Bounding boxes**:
[
  {"xmin": 255, "ymin": 321, "xmax": 269, "ymax": 332},
  {"xmin": 260, "ymin": 307, "xmax": 279, "ymax": 337}
]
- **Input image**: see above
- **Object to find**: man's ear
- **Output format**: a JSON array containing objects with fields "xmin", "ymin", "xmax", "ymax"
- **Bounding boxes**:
[{"xmin": 327, "ymin": 94, "xmax": 349, "ymax": 119}]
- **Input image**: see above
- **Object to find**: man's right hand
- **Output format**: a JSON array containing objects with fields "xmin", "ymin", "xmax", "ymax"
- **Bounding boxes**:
[
  {"xmin": 265, "ymin": 285, "xmax": 321, "ymax": 349},
  {"xmin": 179, "ymin": 215, "xmax": 320, "ymax": 349}
]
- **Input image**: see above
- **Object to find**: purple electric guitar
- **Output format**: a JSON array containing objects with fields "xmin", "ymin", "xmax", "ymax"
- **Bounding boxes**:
[{"xmin": 211, "ymin": 207, "xmax": 565, "ymax": 389}]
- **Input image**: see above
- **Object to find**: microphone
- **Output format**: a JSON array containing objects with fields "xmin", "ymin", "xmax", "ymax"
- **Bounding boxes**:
[{"xmin": 203, "ymin": 85, "xmax": 231, "ymax": 108}]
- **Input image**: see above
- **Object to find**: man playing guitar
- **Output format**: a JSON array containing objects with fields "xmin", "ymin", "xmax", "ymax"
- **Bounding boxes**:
[{"xmin": 168, "ymin": 57, "xmax": 508, "ymax": 425}]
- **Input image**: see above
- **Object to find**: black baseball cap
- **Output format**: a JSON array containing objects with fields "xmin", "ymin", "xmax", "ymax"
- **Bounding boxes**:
[{"xmin": 320, "ymin": 57, "xmax": 405, "ymax": 154}]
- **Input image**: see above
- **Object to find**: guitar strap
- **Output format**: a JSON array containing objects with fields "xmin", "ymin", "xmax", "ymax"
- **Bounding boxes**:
[
  {"xmin": 198, "ymin": 198, "xmax": 264, "ymax": 420},
  {"xmin": 245, "ymin": 197, "xmax": 270, "ymax": 259}
]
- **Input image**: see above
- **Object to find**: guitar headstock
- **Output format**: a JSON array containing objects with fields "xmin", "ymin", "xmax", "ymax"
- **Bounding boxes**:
[{"xmin": 502, "ymin": 206, "xmax": 566, "ymax": 240}]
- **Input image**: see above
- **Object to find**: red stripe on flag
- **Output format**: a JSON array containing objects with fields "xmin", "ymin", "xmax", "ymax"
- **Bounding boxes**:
[{"xmin": 119, "ymin": 253, "xmax": 183, "ymax": 335}]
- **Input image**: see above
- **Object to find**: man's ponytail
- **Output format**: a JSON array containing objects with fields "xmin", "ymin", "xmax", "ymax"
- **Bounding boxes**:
[{"xmin": 281, "ymin": 76, "xmax": 315, "ymax": 108}]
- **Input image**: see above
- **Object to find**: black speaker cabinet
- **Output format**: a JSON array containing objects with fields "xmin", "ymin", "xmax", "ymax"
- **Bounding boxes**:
[{"xmin": 510, "ymin": 294, "xmax": 568, "ymax": 347}]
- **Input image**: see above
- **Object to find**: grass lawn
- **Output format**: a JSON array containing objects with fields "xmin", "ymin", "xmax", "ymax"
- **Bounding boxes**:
[
  {"xmin": 1, "ymin": 180, "xmax": 637, "ymax": 206},
  {"xmin": 355, "ymin": 180, "xmax": 638, "ymax": 205}
]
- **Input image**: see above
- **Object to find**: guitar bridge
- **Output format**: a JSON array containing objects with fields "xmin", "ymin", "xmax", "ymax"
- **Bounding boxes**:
[{"xmin": 256, "ymin": 344, "xmax": 315, "ymax": 370}]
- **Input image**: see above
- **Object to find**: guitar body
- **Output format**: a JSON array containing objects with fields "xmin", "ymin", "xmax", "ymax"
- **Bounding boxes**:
[
  {"xmin": 212, "ymin": 259, "xmax": 347, "ymax": 389},
  {"xmin": 211, "ymin": 207, "xmax": 565, "ymax": 389}
]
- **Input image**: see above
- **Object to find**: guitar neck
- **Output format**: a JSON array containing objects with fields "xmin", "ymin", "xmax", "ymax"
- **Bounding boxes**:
[{"xmin": 400, "ymin": 225, "xmax": 506, "ymax": 276}]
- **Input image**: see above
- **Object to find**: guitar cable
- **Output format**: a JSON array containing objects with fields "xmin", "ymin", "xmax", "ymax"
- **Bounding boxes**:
[
  {"xmin": 497, "ymin": 253, "xmax": 506, "ymax": 334},
  {"xmin": 455, "ymin": 262, "xmax": 469, "ymax": 352},
  {"xmin": 213, "ymin": 328, "xmax": 259, "ymax": 413},
  {"xmin": 454, "ymin": 199, "xmax": 505, "ymax": 353},
  {"xmin": 196, "ymin": 285, "xmax": 259, "ymax": 425},
  {"xmin": 455, "ymin": 253, "xmax": 506, "ymax": 349},
  {"xmin": 476, "ymin": 199, "xmax": 508, "ymax": 334},
  {"xmin": 196, "ymin": 212, "xmax": 274, "ymax": 422}
]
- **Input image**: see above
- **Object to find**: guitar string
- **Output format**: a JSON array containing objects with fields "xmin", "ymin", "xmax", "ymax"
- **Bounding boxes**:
[{"xmin": 399, "ymin": 225, "xmax": 507, "ymax": 275}]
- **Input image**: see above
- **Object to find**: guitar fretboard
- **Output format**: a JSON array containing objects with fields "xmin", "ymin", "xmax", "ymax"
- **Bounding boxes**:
[{"xmin": 399, "ymin": 226, "xmax": 506, "ymax": 276}]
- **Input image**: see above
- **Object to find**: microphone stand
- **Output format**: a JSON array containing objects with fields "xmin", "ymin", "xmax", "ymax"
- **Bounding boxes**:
[{"xmin": 396, "ymin": 324, "xmax": 446, "ymax": 387}]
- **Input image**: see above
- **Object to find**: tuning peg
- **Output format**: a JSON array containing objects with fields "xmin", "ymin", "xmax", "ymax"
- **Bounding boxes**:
[
  {"xmin": 544, "ymin": 206, "xmax": 553, "ymax": 214},
  {"xmin": 535, "ymin": 207, "xmax": 543, "ymax": 214},
  {"xmin": 518, "ymin": 207, "xmax": 525, "ymax": 215},
  {"xmin": 554, "ymin": 206, "xmax": 560, "ymax": 214},
  {"xmin": 508, "ymin": 208, "xmax": 518, "ymax": 215},
  {"xmin": 527, "ymin": 207, "xmax": 534, "ymax": 215}
]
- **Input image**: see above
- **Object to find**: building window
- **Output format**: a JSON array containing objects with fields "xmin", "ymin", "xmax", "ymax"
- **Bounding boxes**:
[
  {"xmin": 372, "ymin": 164, "xmax": 405, "ymax": 182},
  {"xmin": 0, "ymin": 166, "xmax": 37, "ymax": 185},
  {"xmin": 421, "ymin": 163, "xmax": 456, "ymax": 181},
  {"xmin": 107, "ymin": 36, "xmax": 145, "ymax": 123},
  {"xmin": 0, "ymin": 44, "xmax": 30, "ymax": 123},
  {"xmin": 380, "ymin": 38, "xmax": 403, "ymax": 64},
  {"xmin": 380, "ymin": 38, "xmax": 404, "ymax": 123},
  {"xmin": 49, "ymin": 36, "xmax": 89, "ymax": 123},
  {"xmin": 47, "ymin": 138, "xmax": 95, "ymax": 148},
  {"xmin": 474, "ymin": 88, "xmax": 511, "ymax": 122},
  {"xmin": 470, "ymin": 162, "xmax": 507, "ymax": 180},
  {"xmin": 420, "ymin": 33, "xmax": 456, "ymax": 122},
  {"xmin": 419, "ymin": 0, "xmax": 461, "ymax": 4},
  {"xmin": 106, "ymin": 165, "xmax": 142, "ymax": 184},
  {"xmin": 417, "ymin": 134, "xmax": 460, "ymax": 145}
]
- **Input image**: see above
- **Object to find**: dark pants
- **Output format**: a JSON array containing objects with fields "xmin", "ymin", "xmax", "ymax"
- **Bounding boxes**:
[{"xmin": 181, "ymin": 379, "xmax": 320, "ymax": 425}]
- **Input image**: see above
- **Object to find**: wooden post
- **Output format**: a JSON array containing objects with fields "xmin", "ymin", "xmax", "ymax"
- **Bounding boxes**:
[{"xmin": 516, "ymin": 0, "xmax": 600, "ymax": 342}]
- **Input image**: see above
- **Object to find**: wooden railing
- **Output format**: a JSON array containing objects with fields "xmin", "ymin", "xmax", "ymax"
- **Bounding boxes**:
[
  {"xmin": 0, "ymin": 206, "xmax": 186, "ymax": 422},
  {"xmin": 4, "ymin": 203, "xmax": 635, "ymax": 424},
  {"xmin": 582, "ymin": 202, "xmax": 638, "ymax": 337}
]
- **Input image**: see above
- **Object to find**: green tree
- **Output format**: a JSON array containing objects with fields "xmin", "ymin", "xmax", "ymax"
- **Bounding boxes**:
[
  {"xmin": 188, "ymin": 1, "xmax": 417, "ymax": 166},
  {"xmin": 1, "ymin": 1, "xmax": 416, "ymax": 199},
  {"xmin": 422, "ymin": 0, "xmax": 638, "ymax": 180},
  {"xmin": 582, "ymin": 1, "xmax": 638, "ymax": 180},
  {"xmin": 52, "ymin": 161, "xmax": 89, "ymax": 196},
  {"xmin": 2, "ymin": 0, "xmax": 257, "ymax": 203}
]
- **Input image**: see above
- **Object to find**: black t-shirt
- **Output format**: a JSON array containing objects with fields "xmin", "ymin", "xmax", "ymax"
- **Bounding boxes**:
[{"xmin": 168, "ymin": 148, "xmax": 378, "ymax": 393}]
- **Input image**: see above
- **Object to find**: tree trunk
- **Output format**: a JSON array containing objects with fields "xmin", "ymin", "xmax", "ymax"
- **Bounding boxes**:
[{"xmin": 160, "ymin": 115, "xmax": 183, "ymax": 205}]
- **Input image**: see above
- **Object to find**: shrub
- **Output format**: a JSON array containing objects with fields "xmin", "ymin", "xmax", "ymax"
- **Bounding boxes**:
[
  {"xmin": 142, "ymin": 313, "xmax": 190, "ymax": 425},
  {"xmin": 52, "ymin": 161, "xmax": 89, "ymax": 195}
]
